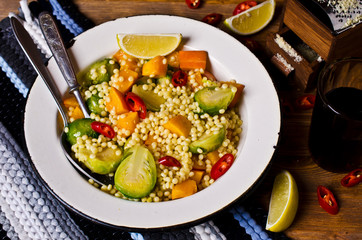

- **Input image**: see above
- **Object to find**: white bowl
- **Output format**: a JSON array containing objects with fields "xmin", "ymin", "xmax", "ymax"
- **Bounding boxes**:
[{"xmin": 24, "ymin": 15, "xmax": 280, "ymax": 230}]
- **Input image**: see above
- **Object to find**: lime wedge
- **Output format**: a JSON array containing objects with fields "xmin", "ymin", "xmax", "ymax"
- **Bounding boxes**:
[
  {"xmin": 266, "ymin": 170, "xmax": 299, "ymax": 232},
  {"xmin": 116, "ymin": 33, "xmax": 182, "ymax": 59},
  {"xmin": 224, "ymin": 0, "xmax": 275, "ymax": 35}
]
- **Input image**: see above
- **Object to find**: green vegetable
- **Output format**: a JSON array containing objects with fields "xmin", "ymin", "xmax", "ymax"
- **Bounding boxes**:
[
  {"xmin": 81, "ymin": 58, "xmax": 119, "ymax": 87},
  {"xmin": 157, "ymin": 74, "xmax": 171, "ymax": 85},
  {"xmin": 132, "ymin": 84, "xmax": 166, "ymax": 112},
  {"xmin": 189, "ymin": 126, "xmax": 225, "ymax": 154},
  {"xmin": 66, "ymin": 118, "xmax": 98, "ymax": 145},
  {"xmin": 194, "ymin": 86, "xmax": 235, "ymax": 116},
  {"xmin": 136, "ymin": 76, "xmax": 155, "ymax": 85},
  {"xmin": 77, "ymin": 146, "xmax": 123, "ymax": 174},
  {"xmin": 114, "ymin": 145, "xmax": 157, "ymax": 198},
  {"xmin": 86, "ymin": 94, "xmax": 104, "ymax": 115}
]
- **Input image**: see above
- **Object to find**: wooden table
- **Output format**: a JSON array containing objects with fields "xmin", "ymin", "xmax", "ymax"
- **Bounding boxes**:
[{"xmin": 1, "ymin": 1, "xmax": 361, "ymax": 239}]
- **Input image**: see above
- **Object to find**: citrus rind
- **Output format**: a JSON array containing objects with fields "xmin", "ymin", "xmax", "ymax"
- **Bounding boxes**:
[
  {"xmin": 116, "ymin": 33, "xmax": 182, "ymax": 59},
  {"xmin": 265, "ymin": 170, "xmax": 299, "ymax": 232},
  {"xmin": 224, "ymin": 0, "xmax": 275, "ymax": 35}
]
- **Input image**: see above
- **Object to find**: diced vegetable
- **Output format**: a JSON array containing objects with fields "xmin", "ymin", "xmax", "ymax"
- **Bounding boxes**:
[
  {"xmin": 158, "ymin": 156, "xmax": 181, "ymax": 167},
  {"xmin": 194, "ymin": 86, "xmax": 235, "ymax": 116},
  {"xmin": 125, "ymin": 92, "xmax": 147, "ymax": 119},
  {"xmin": 207, "ymin": 150, "xmax": 220, "ymax": 165},
  {"xmin": 77, "ymin": 146, "xmax": 123, "ymax": 174},
  {"xmin": 221, "ymin": 81, "xmax": 245, "ymax": 108},
  {"xmin": 142, "ymin": 55, "xmax": 167, "ymax": 78},
  {"xmin": 163, "ymin": 115, "xmax": 192, "ymax": 137},
  {"xmin": 157, "ymin": 74, "xmax": 172, "ymax": 85},
  {"xmin": 144, "ymin": 133, "xmax": 157, "ymax": 146},
  {"xmin": 189, "ymin": 126, "xmax": 225, "ymax": 154},
  {"xmin": 185, "ymin": 0, "xmax": 201, "ymax": 9},
  {"xmin": 179, "ymin": 51, "xmax": 207, "ymax": 71},
  {"xmin": 91, "ymin": 121, "xmax": 115, "ymax": 139},
  {"xmin": 132, "ymin": 84, "xmax": 166, "ymax": 112},
  {"xmin": 166, "ymin": 51, "xmax": 179, "ymax": 68},
  {"xmin": 114, "ymin": 145, "xmax": 157, "ymax": 198},
  {"xmin": 136, "ymin": 76, "xmax": 156, "ymax": 85},
  {"xmin": 202, "ymin": 13, "xmax": 222, "ymax": 26},
  {"xmin": 317, "ymin": 185, "xmax": 339, "ymax": 215},
  {"xmin": 190, "ymin": 170, "xmax": 204, "ymax": 184},
  {"xmin": 86, "ymin": 94, "xmax": 104, "ymax": 115},
  {"xmin": 63, "ymin": 96, "xmax": 79, "ymax": 108},
  {"xmin": 210, "ymin": 153, "xmax": 235, "ymax": 180},
  {"xmin": 105, "ymin": 87, "xmax": 129, "ymax": 115},
  {"xmin": 81, "ymin": 58, "xmax": 119, "ymax": 87},
  {"xmin": 113, "ymin": 49, "xmax": 141, "ymax": 73},
  {"xmin": 171, "ymin": 70, "xmax": 188, "ymax": 87},
  {"xmin": 192, "ymin": 156, "xmax": 206, "ymax": 170},
  {"xmin": 112, "ymin": 69, "xmax": 139, "ymax": 94},
  {"xmin": 188, "ymin": 71, "xmax": 204, "ymax": 88},
  {"xmin": 116, "ymin": 111, "xmax": 140, "ymax": 137},
  {"xmin": 341, "ymin": 168, "xmax": 362, "ymax": 187},
  {"xmin": 66, "ymin": 118, "xmax": 98, "ymax": 145},
  {"xmin": 71, "ymin": 106, "xmax": 84, "ymax": 120},
  {"xmin": 172, "ymin": 179, "xmax": 197, "ymax": 200}
]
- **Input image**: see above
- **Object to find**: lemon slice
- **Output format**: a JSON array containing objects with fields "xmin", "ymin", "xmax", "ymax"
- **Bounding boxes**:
[
  {"xmin": 224, "ymin": 0, "xmax": 275, "ymax": 35},
  {"xmin": 116, "ymin": 33, "xmax": 182, "ymax": 59},
  {"xmin": 266, "ymin": 170, "xmax": 299, "ymax": 232}
]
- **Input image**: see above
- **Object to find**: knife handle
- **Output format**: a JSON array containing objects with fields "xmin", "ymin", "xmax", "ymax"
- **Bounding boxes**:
[{"xmin": 39, "ymin": 12, "xmax": 90, "ymax": 118}]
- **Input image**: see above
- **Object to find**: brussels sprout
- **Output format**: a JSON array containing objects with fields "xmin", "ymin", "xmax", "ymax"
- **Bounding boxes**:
[
  {"xmin": 157, "ymin": 74, "xmax": 172, "ymax": 85},
  {"xmin": 81, "ymin": 58, "xmax": 119, "ymax": 87},
  {"xmin": 131, "ymin": 84, "xmax": 166, "ymax": 112},
  {"xmin": 66, "ymin": 118, "xmax": 98, "ymax": 145},
  {"xmin": 114, "ymin": 145, "xmax": 157, "ymax": 198},
  {"xmin": 194, "ymin": 86, "xmax": 235, "ymax": 116},
  {"xmin": 136, "ymin": 76, "xmax": 155, "ymax": 85},
  {"xmin": 189, "ymin": 126, "xmax": 225, "ymax": 154},
  {"xmin": 77, "ymin": 146, "xmax": 123, "ymax": 174},
  {"xmin": 86, "ymin": 94, "xmax": 104, "ymax": 115}
]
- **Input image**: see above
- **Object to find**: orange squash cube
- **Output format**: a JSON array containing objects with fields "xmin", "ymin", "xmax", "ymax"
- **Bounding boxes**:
[
  {"xmin": 190, "ymin": 170, "xmax": 204, "ymax": 184},
  {"xmin": 142, "ymin": 55, "xmax": 167, "ymax": 78},
  {"xmin": 71, "ymin": 106, "xmax": 84, "ymax": 120},
  {"xmin": 207, "ymin": 150, "xmax": 220, "ymax": 165},
  {"xmin": 163, "ymin": 115, "xmax": 192, "ymax": 137},
  {"xmin": 171, "ymin": 179, "xmax": 197, "ymax": 200},
  {"xmin": 106, "ymin": 87, "xmax": 129, "ymax": 115},
  {"xmin": 63, "ymin": 96, "xmax": 79, "ymax": 108},
  {"xmin": 179, "ymin": 51, "xmax": 207, "ymax": 71},
  {"xmin": 117, "ymin": 111, "xmax": 139, "ymax": 137},
  {"xmin": 112, "ymin": 69, "xmax": 139, "ymax": 94}
]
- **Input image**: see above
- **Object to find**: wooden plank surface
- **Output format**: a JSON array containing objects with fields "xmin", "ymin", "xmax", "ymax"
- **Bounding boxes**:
[{"xmin": 1, "ymin": 1, "xmax": 361, "ymax": 239}]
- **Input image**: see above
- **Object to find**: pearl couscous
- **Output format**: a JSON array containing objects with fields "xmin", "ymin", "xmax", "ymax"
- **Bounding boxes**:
[{"xmin": 64, "ymin": 47, "xmax": 244, "ymax": 202}]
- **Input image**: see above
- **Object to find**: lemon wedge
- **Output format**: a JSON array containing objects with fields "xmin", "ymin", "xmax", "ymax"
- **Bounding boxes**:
[
  {"xmin": 266, "ymin": 170, "xmax": 299, "ymax": 232},
  {"xmin": 224, "ymin": 0, "xmax": 275, "ymax": 35},
  {"xmin": 116, "ymin": 33, "xmax": 182, "ymax": 59}
]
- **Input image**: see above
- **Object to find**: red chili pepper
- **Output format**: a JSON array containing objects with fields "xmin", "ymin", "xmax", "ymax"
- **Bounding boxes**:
[
  {"xmin": 295, "ymin": 94, "xmax": 316, "ymax": 110},
  {"xmin": 241, "ymin": 38, "xmax": 261, "ymax": 53},
  {"xmin": 341, "ymin": 168, "xmax": 362, "ymax": 187},
  {"xmin": 202, "ymin": 13, "xmax": 222, "ymax": 26},
  {"xmin": 317, "ymin": 185, "xmax": 339, "ymax": 215},
  {"xmin": 185, "ymin": 0, "xmax": 201, "ymax": 9},
  {"xmin": 233, "ymin": 1, "xmax": 258, "ymax": 15},
  {"xmin": 91, "ymin": 121, "xmax": 115, "ymax": 139},
  {"xmin": 171, "ymin": 70, "xmax": 188, "ymax": 87},
  {"xmin": 125, "ymin": 92, "xmax": 147, "ymax": 119},
  {"xmin": 210, "ymin": 153, "xmax": 235, "ymax": 180},
  {"xmin": 158, "ymin": 156, "xmax": 181, "ymax": 167}
]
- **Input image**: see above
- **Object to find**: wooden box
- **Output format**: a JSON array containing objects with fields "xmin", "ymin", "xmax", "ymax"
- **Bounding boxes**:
[{"xmin": 266, "ymin": 0, "xmax": 362, "ymax": 91}]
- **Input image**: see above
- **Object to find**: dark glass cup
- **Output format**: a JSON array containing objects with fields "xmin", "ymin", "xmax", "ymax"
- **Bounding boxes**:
[{"xmin": 309, "ymin": 58, "xmax": 362, "ymax": 173}]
